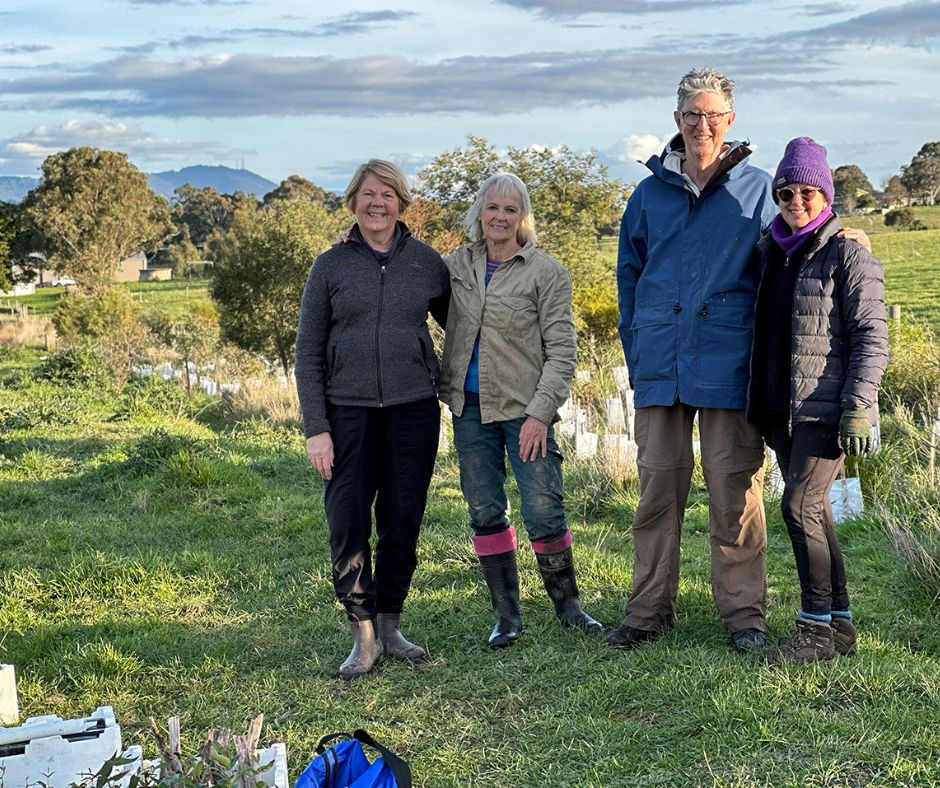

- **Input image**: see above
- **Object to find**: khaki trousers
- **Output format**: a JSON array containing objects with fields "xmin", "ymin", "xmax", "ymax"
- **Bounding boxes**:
[{"xmin": 623, "ymin": 403, "xmax": 767, "ymax": 633}]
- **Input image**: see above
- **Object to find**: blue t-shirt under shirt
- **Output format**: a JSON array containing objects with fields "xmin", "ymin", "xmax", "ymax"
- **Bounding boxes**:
[{"xmin": 463, "ymin": 257, "xmax": 502, "ymax": 393}]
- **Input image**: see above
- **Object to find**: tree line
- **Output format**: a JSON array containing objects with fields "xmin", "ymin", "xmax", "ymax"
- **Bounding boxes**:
[{"xmin": 1, "ymin": 138, "xmax": 938, "ymax": 377}]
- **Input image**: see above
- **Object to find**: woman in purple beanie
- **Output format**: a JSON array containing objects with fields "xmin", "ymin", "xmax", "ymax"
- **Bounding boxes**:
[{"xmin": 747, "ymin": 137, "xmax": 888, "ymax": 662}]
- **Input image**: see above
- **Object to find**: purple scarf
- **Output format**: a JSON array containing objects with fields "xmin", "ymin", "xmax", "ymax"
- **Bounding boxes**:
[{"xmin": 770, "ymin": 207, "xmax": 833, "ymax": 257}]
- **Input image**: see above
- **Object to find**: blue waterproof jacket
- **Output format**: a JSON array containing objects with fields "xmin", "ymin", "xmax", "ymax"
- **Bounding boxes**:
[{"xmin": 617, "ymin": 136, "xmax": 777, "ymax": 410}]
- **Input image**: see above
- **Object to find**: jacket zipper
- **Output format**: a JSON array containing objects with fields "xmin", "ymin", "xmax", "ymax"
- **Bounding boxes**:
[{"xmin": 375, "ymin": 264, "xmax": 386, "ymax": 406}]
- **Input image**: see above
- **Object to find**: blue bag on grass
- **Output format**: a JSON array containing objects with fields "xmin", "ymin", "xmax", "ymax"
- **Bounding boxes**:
[{"xmin": 294, "ymin": 728, "xmax": 412, "ymax": 788}]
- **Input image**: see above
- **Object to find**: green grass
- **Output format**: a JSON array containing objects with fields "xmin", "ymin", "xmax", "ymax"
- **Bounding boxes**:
[
  {"xmin": 1, "ymin": 353, "xmax": 939, "ymax": 786},
  {"xmin": 871, "ymin": 229, "xmax": 940, "ymax": 334},
  {"xmin": 6, "ymin": 279, "xmax": 212, "ymax": 320}
]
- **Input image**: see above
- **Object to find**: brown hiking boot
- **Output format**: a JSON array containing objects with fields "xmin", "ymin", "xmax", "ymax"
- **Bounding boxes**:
[
  {"xmin": 765, "ymin": 617, "xmax": 834, "ymax": 663},
  {"xmin": 831, "ymin": 617, "xmax": 857, "ymax": 656}
]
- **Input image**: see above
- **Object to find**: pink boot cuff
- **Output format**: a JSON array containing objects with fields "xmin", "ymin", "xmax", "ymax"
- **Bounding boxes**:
[{"xmin": 472, "ymin": 527, "xmax": 517, "ymax": 556}]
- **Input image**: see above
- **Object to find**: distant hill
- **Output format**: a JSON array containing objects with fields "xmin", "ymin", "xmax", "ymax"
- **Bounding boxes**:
[
  {"xmin": 0, "ymin": 165, "xmax": 278, "ymax": 204},
  {"xmin": 147, "ymin": 165, "xmax": 278, "ymax": 199},
  {"xmin": 0, "ymin": 176, "xmax": 39, "ymax": 204}
]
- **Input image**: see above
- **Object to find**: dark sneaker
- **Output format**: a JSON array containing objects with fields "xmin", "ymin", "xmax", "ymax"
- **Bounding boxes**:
[
  {"xmin": 730, "ymin": 627, "xmax": 768, "ymax": 653},
  {"xmin": 831, "ymin": 617, "xmax": 857, "ymax": 656},
  {"xmin": 766, "ymin": 617, "xmax": 834, "ymax": 663},
  {"xmin": 605, "ymin": 624, "xmax": 659, "ymax": 651}
]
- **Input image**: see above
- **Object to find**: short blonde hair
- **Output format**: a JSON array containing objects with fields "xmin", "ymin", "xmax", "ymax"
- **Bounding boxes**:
[
  {"xmin": 344, "ymin": 159, "xmax": 412, "ymax": 213},
  {"xmin": 676, "ymin": 67, "xmax": 735, "ymax": 112},
  {"xmin": 463, "ymin": 172, "xmax": 537, "ymax": 246}
]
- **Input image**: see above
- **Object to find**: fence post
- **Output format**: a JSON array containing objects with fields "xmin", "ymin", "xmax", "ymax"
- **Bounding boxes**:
[
  {"xmin": 930, "ymin": 407, "xmax": 940, "ymax": 486},
  {"xmin": 889, "ymin": 304, "xmax": 901, "ymax": 323}
]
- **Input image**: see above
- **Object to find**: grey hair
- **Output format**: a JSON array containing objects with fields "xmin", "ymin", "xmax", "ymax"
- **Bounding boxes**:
[
  {"xmin": 462, "ymin": 172, "xmax": 537, "ymax": 246},
  {"xmin": 676, "ymin": 67, "xmax": 735, "ymax": 111}
]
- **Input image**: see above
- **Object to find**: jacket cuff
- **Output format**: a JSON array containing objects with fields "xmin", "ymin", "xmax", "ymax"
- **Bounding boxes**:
[
  {"xmin": 303, "ymin": 419, "xmax": 331, "ymax": 439},
  {"xmin": 525, "ymin": 393, "xmax": 559, "ymax": 425}
]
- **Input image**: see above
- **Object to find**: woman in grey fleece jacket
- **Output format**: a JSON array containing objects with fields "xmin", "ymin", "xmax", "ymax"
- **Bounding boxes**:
[
  {"xmin": 748, "ymin": 138, "xmax": 888, "ymax": 664},
  {"xmin": 295, "ymin": 159, "xmax": 449, "ymax": 680}
]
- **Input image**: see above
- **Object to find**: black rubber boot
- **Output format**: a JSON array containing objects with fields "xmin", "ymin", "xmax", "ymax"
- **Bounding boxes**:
[
  {"xmin": 535, "ymin": 547, "xmax": 603, "ymax": 633},
  {"xmin": 478, "ymin": 551, "xmax": 523, "ymax": 648}
]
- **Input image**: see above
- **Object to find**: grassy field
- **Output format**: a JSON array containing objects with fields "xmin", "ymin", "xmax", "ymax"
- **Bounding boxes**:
[
  {"xmin": 3, "ymin": 279, "xmax": 212, "ymax": 321},
  {"xmin": 1, "ymin": 348, "xmax": 939, "ymax": 786}
]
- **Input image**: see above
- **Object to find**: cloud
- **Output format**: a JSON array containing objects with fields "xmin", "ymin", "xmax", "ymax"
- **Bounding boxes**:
[
  {"xmin": 496, "ymin": 0, "xmax": 750, "ymax": 17},
  {"xmin": 800, "ymin": 2, "xmax": 857, "ymax": 17},
  {"xmin": 783, "ymin": 0, "xmax": 940, "ymax": 45},
  {"xmin": 310, "ymin": 11, "xmax": 419, "ymax": 36},
  {"xmin": 0, "ymin": 48, "xmax": 770, "ymax": 117},
  {"xmin": 0, "ymin": 119, "xmax": 251, "ymax": 168},
  {"xmin": 0, "ymin": 21, "xmax": 899, "ymax": 121},
  {"xmin": 607, "ymin": 134, "xmax": 670, "ymax": 164},
  {"xmin": 0, "ymin": 44, "xmax": 52, "ymax": 55},
  {"xmin": 109, "ymin": 12, "xmax": 419, "ymax": 55}
]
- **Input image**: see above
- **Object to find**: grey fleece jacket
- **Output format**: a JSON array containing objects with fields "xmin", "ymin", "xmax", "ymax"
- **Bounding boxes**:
[
  {"xmin": 748, "ymin": 213, "xmax": 888, "ymax": 427},
  {"xmin": 294, "ymin": 221, "xmax": 450, "ymax": 438}
]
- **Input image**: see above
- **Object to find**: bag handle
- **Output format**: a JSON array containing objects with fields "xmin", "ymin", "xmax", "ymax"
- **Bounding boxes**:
[
  {"xmin": 354, "ymin": 729, "xmax": 412, "ymax": 788},
  {"xmin": 316, "ymin": 731, "xmax": 353, "ymax": 754}
]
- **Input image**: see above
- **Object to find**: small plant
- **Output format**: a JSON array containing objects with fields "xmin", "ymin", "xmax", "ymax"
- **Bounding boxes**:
[
  {"xmin": 36, "ymin": 345, "xmax": 113, "ymax": 389},
  {"xmin": 46, "ymin": 716, "xmax": 274, "ymax": 788},
  {"xmin": 119, "ymin": 376, "xmax": 188, "ymax": 419},
  {"xmin": 124, "ymin": 429, "xmax": 204, "ymax": 475}
]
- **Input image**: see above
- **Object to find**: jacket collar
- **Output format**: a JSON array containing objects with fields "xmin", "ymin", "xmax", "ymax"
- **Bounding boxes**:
[
  {"xmin": 646, "ymin": 133, "xmax": 754, "ymax": 190},
  {"xmin": 349, "ymin": 220, "xmax": 412, "ymax": 253}
]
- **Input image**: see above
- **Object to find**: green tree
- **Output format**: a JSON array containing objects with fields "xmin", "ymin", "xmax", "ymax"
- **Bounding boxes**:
[
  {"xmin": 147, "ymin": 311, "xmax": 220, "ymax": 394},
  {"xmin": 832, "ymin": 164, "xmax": 874, "ymax": 214},
  {"xmin": 901, "ymin": 142, "xmax": 940, "ymax": 205},
  {"xmin": 210, "ymin": 200, "xmax": 347, "ymax": 375},
  {"xmin": 262, "ymin": 175, "xmax": 340, "ymax": 209},
  {"xmin": 418, "ymin": 136, "xmax": 630, "ymax": 341},
  {"xmin": 0, "ymin": 202, "xmax": 17, "ymax": 291},
  {"xmin": 22, "ymin": 147, "xmax": 172, "ymax": 291},
  {"xmin": 882, "ymin": 175, "xmax": 909, "ymax": 208},
  {"xmin": 172, "ymin": 184, "xmax": 238, "ymax": 248}
]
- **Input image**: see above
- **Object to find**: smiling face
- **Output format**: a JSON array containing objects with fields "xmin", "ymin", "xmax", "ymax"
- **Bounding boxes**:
[
  {"xmin": 354, "ymin": 172, "xmax": 400, "ymax": 244},
  {"xmin": 777, "ymin": 182, "xmax": 829, "ymax": 232},
  {"xmin": 480, "ymin": 187, "xmax": 523, "ymax": 249},
  {"xmin": 674, "ymin": 90, "xmax": 735, "ymax": 169}
]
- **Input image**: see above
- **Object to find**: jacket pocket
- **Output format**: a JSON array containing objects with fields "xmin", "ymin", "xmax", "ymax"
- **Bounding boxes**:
[
  {"xmin": 418, "ymin": 334, "xmax": 441, "ymax": 390},
  {"xmin": 698, "ymin": 300, "xmax": 753, "ymax": 387},
  {"xmin": 631, "ymin": 303, "xmax": 676, "ymax": 384},
  {"xmin": 326, "ymin": 341, "xmax": 338, "ymax": 385},
  {"xmin": 502, "ymin": 295, "xmax": 538, "ymax": 337}
]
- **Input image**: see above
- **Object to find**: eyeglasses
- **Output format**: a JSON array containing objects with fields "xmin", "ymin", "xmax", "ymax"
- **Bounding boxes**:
[
  {"xmin": 777, "ymin": 186, "xmax": 820, "ymax": 203},
  {"xmin": 679, "ymin": 110, "xmax": 731, "ymax": 127}
]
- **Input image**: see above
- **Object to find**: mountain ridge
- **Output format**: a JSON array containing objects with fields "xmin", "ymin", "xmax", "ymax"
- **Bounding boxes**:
[{"xmin": 0, "ymin": 164, "xmax": 279, "ymax": 204}]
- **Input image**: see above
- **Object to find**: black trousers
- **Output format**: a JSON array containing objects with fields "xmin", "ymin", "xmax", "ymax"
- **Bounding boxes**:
[
  {"xmin": 764, "ymin": 419, "xmax": 849, "ymax": 616},
  {"xmin": 324, "ymin": 397, "xmax": 440, "ymax": 621}
]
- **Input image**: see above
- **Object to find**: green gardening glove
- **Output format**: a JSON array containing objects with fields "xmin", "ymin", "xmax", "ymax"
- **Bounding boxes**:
[{"xmin": 839, "ymin": 408, "xmax": 873, "ymax": 456}]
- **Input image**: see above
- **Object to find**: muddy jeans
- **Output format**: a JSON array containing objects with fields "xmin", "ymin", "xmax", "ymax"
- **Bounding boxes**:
[
  {"xmin": 452, "ymin": 394, "xmax": 567, "ymax": 544},
  {"xmin": 623, "ymin": 403, "xmax": 767, "ymax": 633}
]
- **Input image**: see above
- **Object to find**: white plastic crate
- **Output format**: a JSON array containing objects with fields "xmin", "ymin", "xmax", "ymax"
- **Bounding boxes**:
[{"xmin": 0, "ymin": 705, "xmax": 141, "ymax": 788}]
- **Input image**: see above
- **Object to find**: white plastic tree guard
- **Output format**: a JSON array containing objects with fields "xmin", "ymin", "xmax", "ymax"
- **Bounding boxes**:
[
  {"xmin": 0, "ymin": 665, "xmax": 17, "ymax": 725},
  {"xmin": 0, "ymin": 706, "xmax": 142, "ymax": 788},
  {"xmin": 253, "ymin": 742, "xmax": 289, "ymax": 788}
]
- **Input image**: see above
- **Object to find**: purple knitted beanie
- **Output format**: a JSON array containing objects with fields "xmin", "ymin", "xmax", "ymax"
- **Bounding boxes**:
[{"xmin": 773, "ymin": 137, "xmax": 834, "ymax": 204}]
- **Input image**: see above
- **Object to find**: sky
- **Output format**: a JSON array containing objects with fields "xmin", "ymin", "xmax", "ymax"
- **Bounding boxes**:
[{"xmin": 1, "ymin": 0, "xmax": 938, "ymax": 192}]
